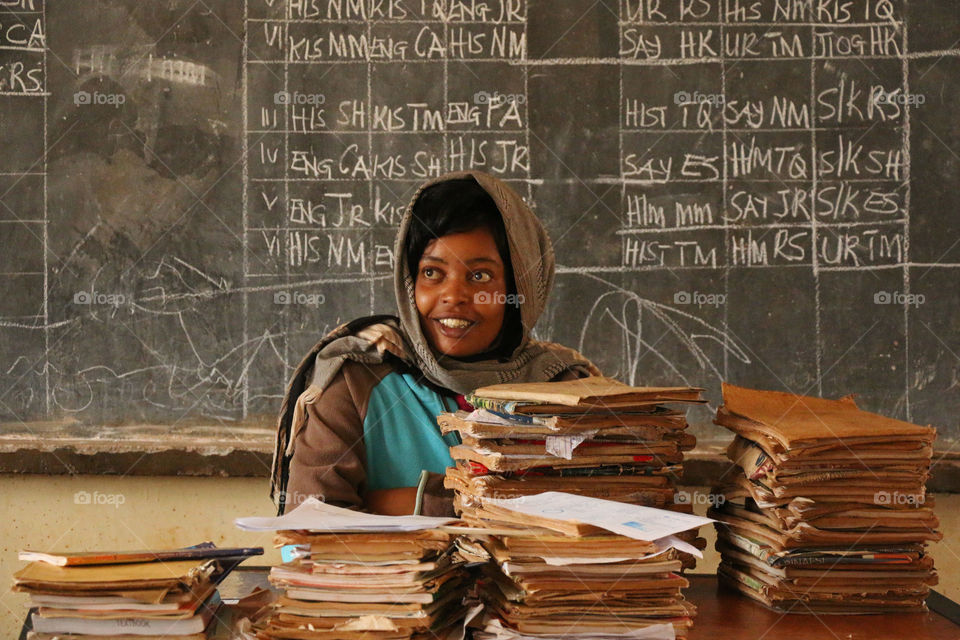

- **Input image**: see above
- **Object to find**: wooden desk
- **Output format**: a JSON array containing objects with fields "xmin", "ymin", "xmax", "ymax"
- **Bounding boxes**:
[
  {"xmin": 21, "ymin": 569, "xmax": 960, "ymax": 639},
  {"xmin": 685, "ymin": 574, "xmax": 960, "ymax": 639}
]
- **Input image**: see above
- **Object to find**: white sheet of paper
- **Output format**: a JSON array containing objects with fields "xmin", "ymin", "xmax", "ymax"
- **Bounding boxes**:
[
  {"xmin": 485, "ymin": 492, "xmax": 712, "ymax": 542},
  {"xmin": 234, "ymin": 497, "xmax": 456, "ymax": 532},
  {"xmin": 656, "ymin": 534, "xmax": 703, "ymax": 558},
  {"xmin": 545, "ymin": 433, "xmax": 592, "ymax": 459},
  {"xmin": 538, "ymin": 541, "xmax": 694, "ymax": 566},
  {"xmin": 480, "ymin": 617, "xmax": 675, "ymax": 640},
  {"xmin": 537, "ymin": 537, "xmax": 701, "ymax": 563},
  {"xmin": 465, "ymin": 409, "xmax": 517, "ymax": 425}
]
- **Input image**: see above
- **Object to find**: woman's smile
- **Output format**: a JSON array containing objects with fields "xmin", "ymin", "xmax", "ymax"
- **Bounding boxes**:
[{"xmin": 435, "ymin": 317, "xmax": 475, "ymax": 331}]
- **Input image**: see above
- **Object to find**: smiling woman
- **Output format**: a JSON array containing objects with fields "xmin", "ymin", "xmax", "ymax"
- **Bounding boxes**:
[
  {"xmin": 270, "ymin": 171, "xmax": 601, "ymax": 517},
  {"xmin": 406, "ymin": 177, "xmax": 516, "ymax": 360}
]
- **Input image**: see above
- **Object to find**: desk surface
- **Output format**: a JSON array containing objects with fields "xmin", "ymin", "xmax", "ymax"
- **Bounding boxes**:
[
  {"xmin": 22, "ymin": 570, "xmax": 960, "ymax": 640},
  {"xmin": 685, "ymin": 574, "xmax": 960, "ymax": 639}
]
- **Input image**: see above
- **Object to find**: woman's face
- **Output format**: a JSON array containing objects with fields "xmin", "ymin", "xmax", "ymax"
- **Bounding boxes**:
[{"xmin": 414, "ymin": 227, "xmax": 508, "ymax": 358}]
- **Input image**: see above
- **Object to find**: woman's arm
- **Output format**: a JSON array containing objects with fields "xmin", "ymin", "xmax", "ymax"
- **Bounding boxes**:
[{"xmin": 285, "ymin": 361, "xmax": 388, "ymax": 510}]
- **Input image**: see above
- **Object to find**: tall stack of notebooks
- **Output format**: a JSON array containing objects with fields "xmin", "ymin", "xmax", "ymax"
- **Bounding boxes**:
[
  {"xmin": 709, "ymin": 383, "xmax": 942, "ymax": 613},
  {"xmin": 441, "ymin": 377, "xmax": 706, "ymax": 565},
  {"xmin": 13, "ymin": 543, "xmax": 261, "ymax": 639},
  {"xmin": 453, "ymin": 492, "xmax": 710, "ymax": 640},
  {"xmin": 235, "ymin": 497, "xmax": 469, "ymax": 640},
  {"xmin": 476, "ymin": 533, "xmax": 694, "ymax": 640}
]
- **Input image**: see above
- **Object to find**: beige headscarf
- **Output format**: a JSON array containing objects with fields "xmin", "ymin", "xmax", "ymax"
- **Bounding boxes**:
[
  {"xmin": 270, "ymin": 170, "xmax": 600, "ymax": 511},
  {"xmin": 393, "ymin": 170, "xmax": 600, "ymax": 390}
]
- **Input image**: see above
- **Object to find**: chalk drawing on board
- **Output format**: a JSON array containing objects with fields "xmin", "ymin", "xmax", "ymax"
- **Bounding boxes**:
[
  {"xmin": 43, "ymin": 315, "xmax": 285, "ymax": 419},
  {"xmin": 576, "ymin": 275, "xmax": 750, "ymax": 389}
]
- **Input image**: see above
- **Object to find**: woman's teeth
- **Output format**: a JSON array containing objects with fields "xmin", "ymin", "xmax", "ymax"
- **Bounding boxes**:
[{"xmin": 437, "ymin": 318, "xmax": 472, "ymax": 329}]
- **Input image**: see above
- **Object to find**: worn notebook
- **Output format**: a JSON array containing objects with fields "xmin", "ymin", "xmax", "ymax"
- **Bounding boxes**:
[
  {"xmin": 467, "ymin": 378, "xmax": 705, "ymax": 416},
  {"xmin": 471, "ymin": 377, "xmax": 704, "ymax": 406},
  {"xmin": 438, "ymin": 408, "xmax": 690, "ymax": 437},
  {"xmin": 19, "ymin": 542, "xmax": 263, "ymax": 567},
  {"xmin": 13, "ymin": 543, "xmax": 259, "ymax": 639},
  {"xmin": 236, "ymin": 510, "xmax": 470, "ymax": 640},
  {"xmin": 475, "ymin": 528, "xmax": 697, "ymax": 640}
]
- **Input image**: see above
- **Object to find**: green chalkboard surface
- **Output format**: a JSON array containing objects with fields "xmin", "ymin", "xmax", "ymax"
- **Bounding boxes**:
[{"xmin": 1, "ymin": 0, "xmax": 957, "ymax": 451}]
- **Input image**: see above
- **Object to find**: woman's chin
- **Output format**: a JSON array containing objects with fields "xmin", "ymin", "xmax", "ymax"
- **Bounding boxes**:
[
  {"xmin": 435, "ymin": 342, "xmax": 480, "ymax": 358},
  {"xmin": 428, "ymin": 334, "xmax": 488, "ymax": 359}
]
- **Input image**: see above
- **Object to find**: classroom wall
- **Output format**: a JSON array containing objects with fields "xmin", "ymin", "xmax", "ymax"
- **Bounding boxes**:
[{"xmin": 2, "ymin": 476, "xmax": 958, "ymax": 637}]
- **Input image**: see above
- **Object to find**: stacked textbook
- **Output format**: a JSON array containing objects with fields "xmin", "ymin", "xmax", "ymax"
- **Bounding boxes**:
[
  {"xmin": 236, "ymin": 497, "xmax": 469, "ymax": 640},
  {"xmin": 441, "ymin": 377, "xmax": 706, "ymax": 566},
  {"xmin": 457, "ymin": 491, "xmax": 711, "ymax": 640},
  {"xmin": 13, "ymin": 543, "xmax": 261, "ymax": 639},
  {"xmin": 709, "ymin": 383, "xmax": 941, "ymax": 613}
]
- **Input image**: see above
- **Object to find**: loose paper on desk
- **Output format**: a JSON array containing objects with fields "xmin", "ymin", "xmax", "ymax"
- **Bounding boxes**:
[
  {"xmin": 235, "ymin": 497, "xmax": 457, "ymax": 532},
  {"xmin": 481, "ymin": 617, "xmax": 675, "ymax": 640},
  {"xmin": 486, "ymin": 492, "xmax": 713, "ymax": 541}
]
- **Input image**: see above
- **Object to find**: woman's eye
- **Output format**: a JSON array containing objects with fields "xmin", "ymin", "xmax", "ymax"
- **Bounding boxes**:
[
  {"xmin": 472, "ymin": 271, "xmax": 492, "ymax": 283},
  {"xmin": 422, "ymin": 267, "xmax": 440, "ymax": 279}
]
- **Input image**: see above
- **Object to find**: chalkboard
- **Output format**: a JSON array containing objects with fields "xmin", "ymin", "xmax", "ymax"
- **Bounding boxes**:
[{"xmin": 1, "ymin": 0, "xmax": 958, "ymax": 451}]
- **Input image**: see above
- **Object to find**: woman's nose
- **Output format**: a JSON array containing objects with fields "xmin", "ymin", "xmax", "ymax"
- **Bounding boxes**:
[{"xmin": 440, "ymin": 277, "xmax": 470, "ymax": 304}]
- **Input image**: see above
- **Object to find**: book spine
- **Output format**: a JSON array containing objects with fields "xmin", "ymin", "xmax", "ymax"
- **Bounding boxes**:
[
  {"xmin": 775, "ymin": 555, "xmax": 852, "ymax": 567},
  {"xmin": 31, "ymin": 608, "xmax": 214, "ymax": 635},
  {"xmin": 76, "ymin": 547, "xmax": 262, "ymax": 566},
  {"xmin": 485, "ymin": 410, "xmax": 549, "ymax": 426},
  {"xmin": 774, "ymin": 553, "xmax": 915, "ymax": 567},
  {"xmin": 466, "ymin": 397, "xmax": 527, "ymax": 414},
  {"xmin": 726, "ymin": 531, "xmax": 777, "ymax": 564},
  {"xmin": 737, "ymin": 571, "xmax": 767, "ymax": 592}
]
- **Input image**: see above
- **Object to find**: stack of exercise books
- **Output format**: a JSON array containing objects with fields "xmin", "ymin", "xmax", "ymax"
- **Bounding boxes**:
[
  {"xmin": 235, "ymin": 497, "xmax": 469, "ymax": 639},
  {"xmin": 709, "ymin": 383, "xmax": 942, "ymax": 613},
  {"xmin": 13, "ymin": 543, "xmax": 262, "ymax": 639},
  {"xmin": 441, "ymin": 377, "xmax": 706, "ymax": 565},
  {"xmin": 456, "ymin": 491, "xmax": 711, "ymax": 640}
]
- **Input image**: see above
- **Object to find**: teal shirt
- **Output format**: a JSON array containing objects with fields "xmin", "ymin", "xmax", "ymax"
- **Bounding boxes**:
[{"xmin": 362, "ymin": 371, "xmax": 462, "ymax": 490}]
